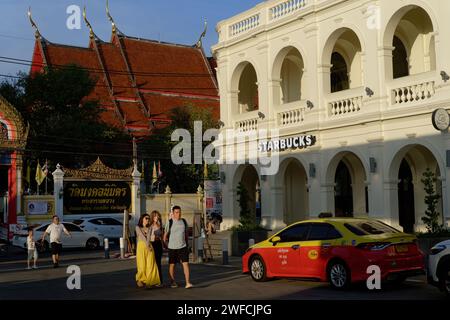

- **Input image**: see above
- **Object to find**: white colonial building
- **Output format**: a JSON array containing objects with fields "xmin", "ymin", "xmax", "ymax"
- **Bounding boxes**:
[{"xmin": 212, "ymin": 0, "xmax": 450, "ymax": 233}]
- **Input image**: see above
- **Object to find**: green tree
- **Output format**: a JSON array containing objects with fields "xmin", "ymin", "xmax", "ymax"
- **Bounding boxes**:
[
  {"xmin": 232, "ymin": 182, "xmax": 263, "ymax": 231},
  {"xmin": 0, "ymin": 66, "xmax": 132, "ymax": 169},
  {"xmin": 421, "ymin": 168, "xmax": 444, "ymax": 234},
  {"xmin": 140, "ymin": 104, "xmax": 219, "ymax": 193}
]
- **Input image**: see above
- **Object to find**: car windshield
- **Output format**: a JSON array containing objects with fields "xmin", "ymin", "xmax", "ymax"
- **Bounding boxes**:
[{"xmin": 344, "ymin": 221, "xmax": 401, "ymax": 235}]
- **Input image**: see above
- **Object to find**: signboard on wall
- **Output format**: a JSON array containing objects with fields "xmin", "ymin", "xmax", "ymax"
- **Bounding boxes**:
[
  {"xmin": 27, "ymin": 201, "xmax": 49, "ymax": 215},
  {"xmin": 204, "ymin": 180, "xmax": 222, "ymax": 217},
  {"xmin": 64, "ymin": 181, "xmax": 131, "ymax": 215}
]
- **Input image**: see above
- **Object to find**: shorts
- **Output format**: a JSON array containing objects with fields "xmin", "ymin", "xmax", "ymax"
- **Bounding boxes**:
[
  {"xmin": 27, "ymin": 249, "xmax": 38, "ymax": 261},
  {"xmin": 51, "ymin": 242, "xmax": 62, "ymax": 255},
  {"xmin": 168, "ymin": 246, "xmax": 189, "ymax": 264}
]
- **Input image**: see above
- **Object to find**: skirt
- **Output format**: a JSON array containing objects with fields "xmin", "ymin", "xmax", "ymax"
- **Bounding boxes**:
[{"xmin": 135, "ymin": 240, "xmax": 161, "ymax": 287}]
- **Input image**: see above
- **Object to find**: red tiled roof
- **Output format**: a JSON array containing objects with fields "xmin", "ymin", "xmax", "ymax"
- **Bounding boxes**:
[{"xmin": 30, "ymin": 34, "xmax": 219, "ymax": 137}]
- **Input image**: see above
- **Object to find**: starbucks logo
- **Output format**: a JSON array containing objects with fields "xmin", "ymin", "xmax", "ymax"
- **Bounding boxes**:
[{"xmin": 432, "ymin": 109, "xmax": 450, "ymax": 132}]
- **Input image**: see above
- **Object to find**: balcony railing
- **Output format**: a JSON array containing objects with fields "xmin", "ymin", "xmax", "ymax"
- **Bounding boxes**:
[
  {"xmin": 328, "ymin": 88, "xmax": 364, "ymax": 117},
  {"xmin": 276, "ymin": 101, "xmax": 306, "ymax": 127},
  {"xmin": 235, "ymin": 112, "xmax": 259, "ymax": 133},
  {"xmin": 270, "ymin": 0, "xmax": 307, "ymax": 21},
  {"xmin": 229, "ymin": 14, "xmax": 261, "ymax": 37},
  {"xmin": 391, "ymin": 81, "xmax": 435, "ymax": 105}
]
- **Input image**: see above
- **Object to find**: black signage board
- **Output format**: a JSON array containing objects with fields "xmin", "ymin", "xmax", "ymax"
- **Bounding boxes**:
[{"xmin": 63, "ymin": 181, "xmax": 131, "ymax": 215}]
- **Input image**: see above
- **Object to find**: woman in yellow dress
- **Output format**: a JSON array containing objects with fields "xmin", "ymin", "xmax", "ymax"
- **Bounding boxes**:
[{"xmin": 135, "ymin": 214, "xmax": 161, "ymax": 288}]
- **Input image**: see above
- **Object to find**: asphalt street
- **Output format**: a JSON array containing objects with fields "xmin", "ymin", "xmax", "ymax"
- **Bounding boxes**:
[{"xmin": 0, "ymin": 248, "xmax": 446, "ymax": 300}]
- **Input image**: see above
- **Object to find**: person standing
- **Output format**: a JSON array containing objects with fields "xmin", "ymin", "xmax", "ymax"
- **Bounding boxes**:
[
  {"xmin": 26, "ymin": 228, "xmax": 38, "ymax": 269},
  {"xmin": 40, "ymin": 216, "xmax": 71, "ymax": 268},
  {"xmin": 163, "ymin": 206, "xmax": 193, "ymax": 289},
  {"xmin": 149, "ymin": 210, "xmax": 164, "ymax": 286},
  {"xmin": 135, "ymin": 214, "xmax": 161, "ymax": 288}
]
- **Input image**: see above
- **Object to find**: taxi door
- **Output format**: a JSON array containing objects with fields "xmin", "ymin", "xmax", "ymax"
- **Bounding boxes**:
[
  {"xmin": 298, "ymin": 223, "xmax": 342, "ymax": 278},
  {"xmin": 266, "ymin": 223, "xmax": 310, "ymax": 277}
]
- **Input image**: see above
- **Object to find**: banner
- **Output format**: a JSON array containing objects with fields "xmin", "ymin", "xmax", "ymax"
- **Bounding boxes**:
[
  {"xmin": 64, "ymin": 181, "xmax": 131, "ymax": 215},
  {"xmin": 204, "ymin": 180, "xmax": 222, "ymax": 217},
  {"xmin": 27, "ymin": 201, "xmax": 49, "ymax": 215}
]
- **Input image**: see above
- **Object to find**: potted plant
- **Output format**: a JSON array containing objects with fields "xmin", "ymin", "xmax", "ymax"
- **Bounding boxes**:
[
  {"xmin": 230, "ymin": 183, "xmax": 268, "ymax": 256},
  {"xmin": 416, "ymin": 168, "xmax": 450, "ymax": 254}
]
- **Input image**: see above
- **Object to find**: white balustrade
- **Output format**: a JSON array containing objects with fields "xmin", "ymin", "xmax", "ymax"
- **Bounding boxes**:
[
  {"xmin": 270, "ymin": 0, "xmax": 307, "ymax": 20},
  {"xmin": 235, "ymin": 117, "xmax": 259, "ymax": 132},
  {"xmin": 392, "ymin": 81, "xmax": 435, "ymax": 105},
  {"xmin": 329, "ymin": 96, "xmax": 363, "ymax": 116},
  {"xmin": 278, "ymin": 107, "xmax": 305, "ymax": 126},
  {"xmin": 229, "ymin": 14, "xmax": 261, "ymax": 37}
]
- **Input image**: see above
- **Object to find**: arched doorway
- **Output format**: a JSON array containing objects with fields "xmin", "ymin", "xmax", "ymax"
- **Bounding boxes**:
[
  {"xmin": 327, "ymin": 152, "xmax": 368, "ymax": 217},
  {"xmin": 398, "ymin": 159, "xmax": 415, "ymax": 233},
  {"xmin": 283, "ymin": 160, "xmax": 308, "ymax": 224},
  {"xmin": 335, "ymin": 161, "xmax": 353, "ymax": 217},
  {"xmin": 390, "ymin": 145, "xmax": 443, "ymax": 233},
  {"xmin": 239, "ymin": 165, "xmax": 261, "ymax": 224}
]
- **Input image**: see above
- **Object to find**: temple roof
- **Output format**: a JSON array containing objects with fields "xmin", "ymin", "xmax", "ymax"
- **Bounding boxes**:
[{"xmin": 29, "ymin": 14, "xmax": 219, "ymax": 138}]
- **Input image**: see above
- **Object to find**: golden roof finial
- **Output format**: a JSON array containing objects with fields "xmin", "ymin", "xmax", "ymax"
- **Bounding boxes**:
[
  {"xmin": 106, "ymin": 0, "xmax": 116, "ymax": 34},
  {"xmin": 83, "ymin": 6, "xmax": 95, "ymax": 40},
  {"xmin": 106, "ymin": 0, "xmax": 124, "ymax": 36},
  {"xmin": 196, "ymin": 20, "xmax": 207, "ymax": 48},
  {"xmin": 27, "ymin": 7, "xmax": 41, "ymax": 39}
]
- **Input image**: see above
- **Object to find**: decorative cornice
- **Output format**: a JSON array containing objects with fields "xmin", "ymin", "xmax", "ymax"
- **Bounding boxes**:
[
  {"xmin": 0, "ymin": 95, "xmax": 29, "ymax": 150},
  {"xmin": 64, "ymin": 157, "xmax": 133, "ymax": 180}
]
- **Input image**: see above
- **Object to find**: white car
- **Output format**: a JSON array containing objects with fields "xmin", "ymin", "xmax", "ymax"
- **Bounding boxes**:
[
  {"xmin": 428, "ymin": 239, "xmax": 450, "ymax": 297},
  {"xmin": 72, "ymin": 217, "xmax": 123, "ymax": 240},
  {"xmin": 12, "ymin": 222, "xmax": 104, "ymax": 252}
]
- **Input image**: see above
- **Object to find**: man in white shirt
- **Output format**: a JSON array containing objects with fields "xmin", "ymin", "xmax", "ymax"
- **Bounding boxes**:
[{"xmin": 41, "ymin": 216, "xmax": 71, "ymax": 268}]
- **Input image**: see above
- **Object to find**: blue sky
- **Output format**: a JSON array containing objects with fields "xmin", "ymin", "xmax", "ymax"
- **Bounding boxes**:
[{"xmin": 0, "ymin": 0, "xmax": 263, "ymax": 76}]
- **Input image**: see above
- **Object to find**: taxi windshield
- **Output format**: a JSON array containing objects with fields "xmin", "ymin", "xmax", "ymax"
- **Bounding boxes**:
[{"xmin": 344, "ymin": 221, "xmax": 401, "ymax": 235}]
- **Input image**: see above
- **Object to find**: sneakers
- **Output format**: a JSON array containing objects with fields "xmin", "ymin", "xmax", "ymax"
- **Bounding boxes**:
[
  {"xmin": 27, "ymin": 266, "xmax": 32, "ymax": 270},
  {"xmin": 33, "ymin": 266, "xmax": 38, "ymax": 269},
  {"xmin": 170, "ymin": 282, "xmax": 179, "ymax": 288},
  {"xmin": 185, "ymin": 283, "xmax": 194, "ymax": 289}
]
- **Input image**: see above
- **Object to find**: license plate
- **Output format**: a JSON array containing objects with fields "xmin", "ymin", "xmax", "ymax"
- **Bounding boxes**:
[{"xmin": 396, "ymin": 244, "xmax": 409, "ymax": 253}]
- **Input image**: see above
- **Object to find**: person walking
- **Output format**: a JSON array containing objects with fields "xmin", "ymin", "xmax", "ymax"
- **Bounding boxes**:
[
  {"xmin": 163, "ymin": 206, "xmax": 193, "ymax": 289},
  {"xmin": 40, "ymin": 216, "xmax": 71, "ymax": 268},
  {"xmin": 135, "ymin": 214, "xmax": 161, "ymax": 288},
  {"xmin": 149, "ymin": 210, "xmax": 164, "ymax": 286},
  {"xmin": 26, "ymin": 228, "xmax": 38, "ymax": 269}
]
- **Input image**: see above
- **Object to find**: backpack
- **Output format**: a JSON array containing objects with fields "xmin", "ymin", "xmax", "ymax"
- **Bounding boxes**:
[{"xmin": 168, "ymin": 218, "xmax": 189, "ymax": 245}]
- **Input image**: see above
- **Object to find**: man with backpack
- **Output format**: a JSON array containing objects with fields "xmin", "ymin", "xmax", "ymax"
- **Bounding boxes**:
[{"xmin": 163, "ymin": 205, "xmax": 193, "ymax": 289}]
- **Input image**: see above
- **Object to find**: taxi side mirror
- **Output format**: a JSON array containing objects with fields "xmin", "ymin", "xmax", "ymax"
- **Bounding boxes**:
[{"xmin": 270, "ymin": 236, "xmax": 281, "ymax": 246}]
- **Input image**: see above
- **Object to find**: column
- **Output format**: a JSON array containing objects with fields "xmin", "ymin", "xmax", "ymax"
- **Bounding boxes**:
[
  {"xmin": 15, "ymin": 152, "xmax": 23, "ymax": 217},
  {"xmin": 52, "ymin": 164, "xmax": 64, "ymax": 220},
  {"xmin": 131, "ymin": 164, "xmax": 141, "ymax": 228}
]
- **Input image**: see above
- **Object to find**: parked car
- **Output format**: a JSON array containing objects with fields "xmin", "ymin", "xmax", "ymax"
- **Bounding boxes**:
[
  {"xmin": 72, "ymin": 217, "xmax": 123, "ymax": 240},
  {"xmin": 12, "ymin": 222, "xmax": 104, "ymax": 252},
  {"xmin": 428, "ymin": 239, "xmax": 450, "ymax": 297},
  {"xmin": 242, "ymin": 218, "xmax": 425, "ymax": 289}
]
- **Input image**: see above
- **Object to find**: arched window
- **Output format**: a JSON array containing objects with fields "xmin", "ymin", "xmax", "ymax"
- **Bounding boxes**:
[
  {"xmin": 324, "ymin": 28, "xmax": 363, "ymax": 93},
  {"xmin": 393, "ymin": 36, "xmax": 409, "ymax": 79},
  {"xmin": 388, "ymin": 6, "xmax": 436, "ymax": 78},
  {"xmin": 331, "ymin": 52, "xmax": 349, "ymax": 93},
  {"xmin": 238, "ymin": 64, "xmax": 258, "ymax": 113},
  {"xmin": 279, "ymin": 48, "xmax": 304, "ymax": 103}
]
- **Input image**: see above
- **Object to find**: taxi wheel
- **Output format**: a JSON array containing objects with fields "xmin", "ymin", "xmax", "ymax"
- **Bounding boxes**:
[
  {"xmin": 250, "ymin": 256, "xmax": 268, "ymax": 282},
  {"xmin": 328, "ymin": 260, "xmax": 350, "ymax": 290}
]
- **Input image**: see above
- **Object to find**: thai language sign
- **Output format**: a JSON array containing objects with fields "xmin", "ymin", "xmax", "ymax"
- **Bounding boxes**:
[{"xmin": 63, "ymin": 181, "xmax": 131, "ymax": 214}]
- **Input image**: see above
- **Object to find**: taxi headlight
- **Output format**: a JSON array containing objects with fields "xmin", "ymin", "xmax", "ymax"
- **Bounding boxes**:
[{"xmin": 430, "ymin": 244, "xmax": 447, "ymax": 255}]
